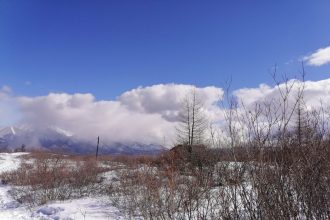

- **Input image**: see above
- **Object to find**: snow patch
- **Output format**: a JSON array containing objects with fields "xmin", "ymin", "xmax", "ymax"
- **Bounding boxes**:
[
  {"xmin": 36, "ymin": 206, "xmax": 64, "ymax": 216},
  {"xmin": 10, "ymin": 126, "xmax": 16, "ymax": 135},
  {"xmin": 0, "ymin": 152, "xmax": 28, "ymax": 174},
  {"xmin": 32, "ymin": 197, "xmax": 127, "ymax": 220},
  {"xmin": 0, "ymin": 152, "xmax": 128, "ymax": 220}
]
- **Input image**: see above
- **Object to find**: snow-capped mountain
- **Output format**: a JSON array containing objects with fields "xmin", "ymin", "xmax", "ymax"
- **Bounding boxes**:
[{"xmin": 0, "ymin": 126, "xmax": 167, "ymax": 155}]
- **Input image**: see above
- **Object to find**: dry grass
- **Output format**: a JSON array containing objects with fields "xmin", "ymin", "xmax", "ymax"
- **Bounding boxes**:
[{"xmin": 1, "ymin": 151, "xmax": 107, "ymax": 206}]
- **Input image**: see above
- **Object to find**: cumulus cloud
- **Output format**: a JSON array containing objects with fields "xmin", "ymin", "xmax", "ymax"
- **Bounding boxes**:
[
  {"xmin": 14, "ymin": 84, "xmax": 223, "ymax": 145},
  {"xmin": 304, "ymin": 46, "xmax": 330, "ymax": 66},
  {"xmin": 1, "ymin": 80, "xmax": 330, "ymax": 146},
  {"xmin": 119, "ymin": 84, "xmax": 223, "ymax": 121},
  {"xmin": 18, "ymin": 93, "xmax": 172, "ymax": 145},
  {"xmin": 234, "ymin": 78, "xmax": 330, "ymax": 110},
  {"xmin": 233, "ymin": 83, "xmax": 272, "ymax": 106}
]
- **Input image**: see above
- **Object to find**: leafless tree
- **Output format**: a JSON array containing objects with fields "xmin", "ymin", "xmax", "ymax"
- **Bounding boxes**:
[{"xmin": 176, "ymin": 90, "xmax": 208, "ymax": 148}]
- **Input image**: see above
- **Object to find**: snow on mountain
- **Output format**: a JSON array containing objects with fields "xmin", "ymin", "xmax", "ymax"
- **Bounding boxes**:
[
  {"xmin": 0, "ymin": 126, "xmax": 167, "ymax": 155},
  {"xmin": 0, "ymin": 126, "xmax": 17, "ymax": 137},
  {"xmin": 10, "ymin": 127, "xmax": 15, "ymax": 135},
  {"xmin": 50, "ymin": 126, "xmax": 74, "ymax": 137}
]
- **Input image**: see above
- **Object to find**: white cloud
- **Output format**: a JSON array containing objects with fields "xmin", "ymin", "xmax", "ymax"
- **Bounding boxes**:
[
  {"xmin": 119, "ymin": 84, "xmax": 223, "ymax": 121},
  {"xmin": 233, "ymin": 83, "xmax": 272, "ymax": 106},
  {"xmin": 234, "ymin": 78, "xmax": 330, "ymax": 115},
  {"xmin": 15, "ymin": 84, "xmax": 223, "ymax": 145},
  {"xmin": 304, "ymin": 46, "xmax": 330, "ymax": 66},
  {"xmin": 18, "ymin": 93, "xmax": 173, "ymax": 145},
  {"xmin": 1, "ymin": 80, "xmax": 330, "ymax": 146}
]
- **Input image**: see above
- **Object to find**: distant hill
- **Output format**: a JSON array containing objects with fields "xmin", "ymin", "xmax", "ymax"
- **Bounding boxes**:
[{"xmin": 0, "ymin": 126, "xmax": 167, "ymax": 155}]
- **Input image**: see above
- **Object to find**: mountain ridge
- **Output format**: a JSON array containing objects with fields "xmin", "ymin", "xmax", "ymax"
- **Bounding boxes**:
[{"xmin": 0, "ymin": 126, "xmax": 167, "ymax": 155}]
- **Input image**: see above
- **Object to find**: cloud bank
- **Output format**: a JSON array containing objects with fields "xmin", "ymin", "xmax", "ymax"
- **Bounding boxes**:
[
  {"xmin": 16, "ymin": 84, "xmax": 223, "ymax": 145},
  {"xmin": 304, "ymin": 46, "xmax": 330, "ymax": 66},
  {"xmin": 1, "ymin": 80, "xmax": 330, "ymax": 146},
  {"xmin": 234, "ymin": 78, "xmax": 330, "ymax": 110}
]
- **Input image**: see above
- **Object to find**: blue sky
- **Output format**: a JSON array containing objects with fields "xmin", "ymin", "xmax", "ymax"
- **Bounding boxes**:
[{"xmin": 1, "ymin": 0, "xmax": 330, "ymax": 100}]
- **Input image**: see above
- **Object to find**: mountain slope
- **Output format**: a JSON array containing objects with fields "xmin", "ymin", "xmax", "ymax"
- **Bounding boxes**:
[{"xmin": 0, "ymin": 126, "xmax": 167, "ymax": 155}]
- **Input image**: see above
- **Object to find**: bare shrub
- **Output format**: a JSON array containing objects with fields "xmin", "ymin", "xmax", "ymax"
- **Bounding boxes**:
[{"xmin": 1, "ymin": 152, "xmax": 105, "ymax": 206}]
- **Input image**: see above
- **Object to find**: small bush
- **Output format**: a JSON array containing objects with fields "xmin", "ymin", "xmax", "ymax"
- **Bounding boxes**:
[{"xmin": 1, "ymin": 152, "xmax": 106, "ymax": 206}]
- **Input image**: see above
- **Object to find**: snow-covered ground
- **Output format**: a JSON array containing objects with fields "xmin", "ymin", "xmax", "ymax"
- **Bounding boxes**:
[
  {"xmin": 0, "ymin": 152, "xmax": 127, "ymax": 220},
  {"xmin": 0, "ymin": 152, "xmax": 28, "ymax": 173}
]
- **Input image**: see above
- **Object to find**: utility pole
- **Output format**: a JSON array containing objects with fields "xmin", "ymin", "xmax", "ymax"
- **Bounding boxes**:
[{"xmin": 96, "ymin": 136, "xmax": 100, "ymax": 160}]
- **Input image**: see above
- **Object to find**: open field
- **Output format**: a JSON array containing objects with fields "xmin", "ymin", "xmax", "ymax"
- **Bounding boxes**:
[{"xmin": 1, "ymin": 134, "xmax": 329, "ymax": 220}]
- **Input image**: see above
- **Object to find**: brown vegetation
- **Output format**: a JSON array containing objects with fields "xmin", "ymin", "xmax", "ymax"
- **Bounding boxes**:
[{"xmin": 0, "ymin": 152, "xmax": 107, "ymax": 206}]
